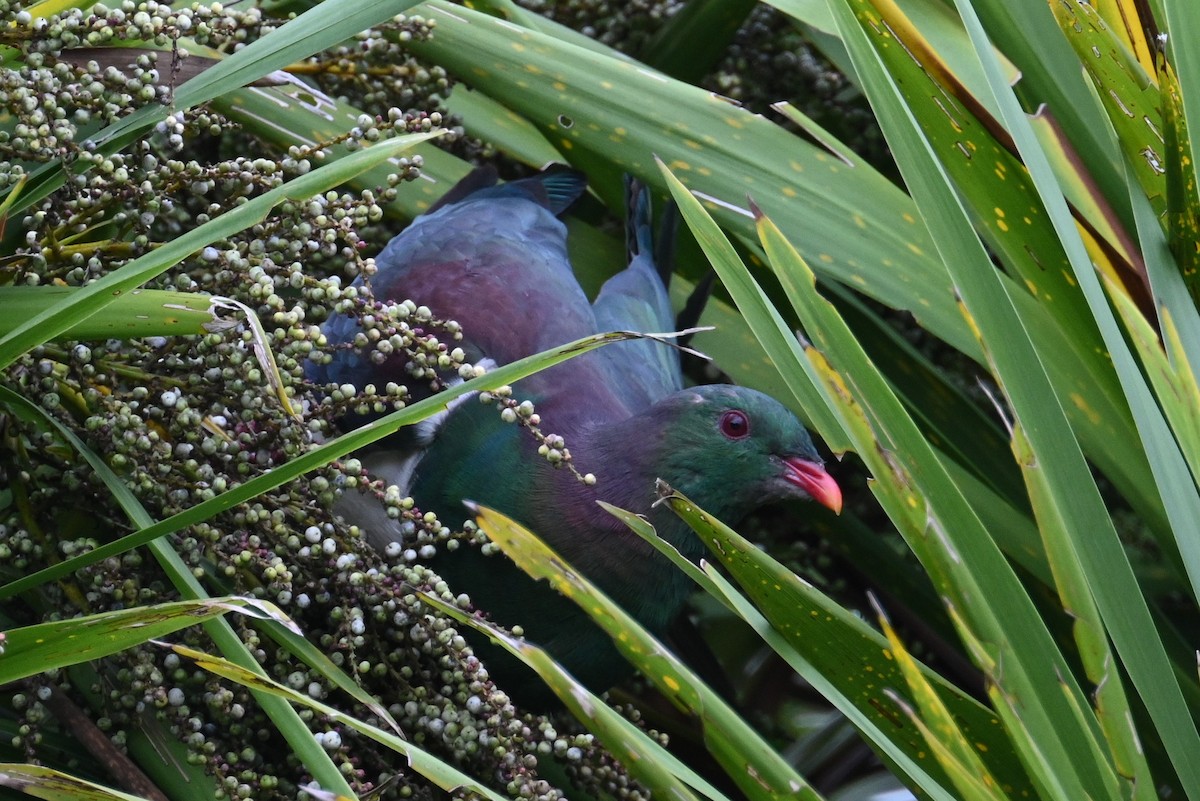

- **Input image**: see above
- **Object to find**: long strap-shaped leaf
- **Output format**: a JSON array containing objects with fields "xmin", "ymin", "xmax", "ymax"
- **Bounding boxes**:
[
  {"xmin": 948, "ymin": 0, "xmax": 1200, "ymax": 791},
  {"xmin": 816, "ymin": 0, "xmax": 1200, "ymax": 794},
  {"xmin": 469, "ymin": 505, "xmax": 826, "ymax": 801},
  {"xmin": 419, "ymin": 587, "xmax": 723, "ymax": 801},
  {"xmin": 405, "ymin": 1, "xmax": 972, "ymax": 357},
  {"xmin": 640, "ymin": 493, "xmax": 1030, "ymax": 799},
  {"xmin": 660, "ymin": 154, "xmax": 1111, "ymax": 798}
]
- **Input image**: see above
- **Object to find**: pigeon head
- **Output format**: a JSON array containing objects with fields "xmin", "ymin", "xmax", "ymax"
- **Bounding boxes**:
[{"xmin": 590, "ymin": 383, "xmax": 841, "ymax": 534}]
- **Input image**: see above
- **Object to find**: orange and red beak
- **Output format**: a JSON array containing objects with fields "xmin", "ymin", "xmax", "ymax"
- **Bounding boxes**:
[{"xmin": 783, "ymin": 457, "xmax": 843, "ymax": 514}]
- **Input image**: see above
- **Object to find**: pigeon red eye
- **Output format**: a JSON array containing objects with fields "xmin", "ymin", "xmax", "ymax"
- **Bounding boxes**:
[{"xmin": 719, "ymin": 410, "xmax": 750, "ymax": 440}]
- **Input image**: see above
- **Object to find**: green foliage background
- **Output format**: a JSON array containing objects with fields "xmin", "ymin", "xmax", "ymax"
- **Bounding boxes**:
[{"xmin": 1, "ymin": 0, "xmax": 1199, "ymax": 800}]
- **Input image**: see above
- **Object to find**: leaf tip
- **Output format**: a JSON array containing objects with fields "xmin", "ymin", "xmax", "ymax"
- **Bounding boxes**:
[{"xmin": 746, "ymin": 195, "xmax": 764, "ymax": 221}]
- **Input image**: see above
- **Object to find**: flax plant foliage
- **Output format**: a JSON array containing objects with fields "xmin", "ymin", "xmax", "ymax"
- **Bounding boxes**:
[
  {"xmin": 3, "ymin": 0, "xmax": 1200, "ymax": 800},
  {"xmin": 404, "ymin": 0, "xmax": 1200, "ymax": 799}
]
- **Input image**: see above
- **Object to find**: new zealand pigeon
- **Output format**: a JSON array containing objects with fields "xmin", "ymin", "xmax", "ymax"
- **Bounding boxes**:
[{"xmin": 312, "ymin": 166, "xmax": 842, "ymax": 701}]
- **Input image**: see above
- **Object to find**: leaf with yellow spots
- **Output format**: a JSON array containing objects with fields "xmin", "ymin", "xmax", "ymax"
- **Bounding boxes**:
[
  {"xmin": 659, "ymin": 486, "xmax": 1034, "ymax": 799},
  {"xmin": 815, "ymin": 0, "xmax": 1162, "ymax": 534},
  {"xmin": 715, "ymin": 154, "xmax": 1122, "ymax": 796},
  {"xmin": 743, "ymin": 170, "xmax": 1056, "ymax": 589},
  {"xmin": 873, "ymin": 601, "xmax": 1008, "ymax": 801},
  {"xmin": 772, "ymin": 0, "xmax": 1022, "ymax": 118},
  {"xmin": 942, "ymin": 601, "xmax": 1096, "ymax": 801},
  {"xmin": 1052, "ymin": 0, "xmax": 1166, "ymax": 217},
  {"xmin": 1026, "ymin": 112, "xmax": 1151, "ymax": 309},
  {"xmin": 415, "ymin": 589, "xmax": 721, "ymax": 801},
  {"xmin": 831, "ymin": 0, "xmax": 1200, "ymax": 790},
  {"xmin": 835, "ymin": 1, "xmax": 1171, "ymax": 537},
  {"xmin": 469, "ymin": 504, "xmax": 824, "ymax": 801},
  {"xmin": 1158, "ymin": 55, "xmax": 1200, "ymax": 305},
  {"xmin": 405, "ymin": 0, "xmax": 980, "ymax": 363},
  {"xmin": 849, "ymin": 0, "xmax": 1099, "ymax": 349}
]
